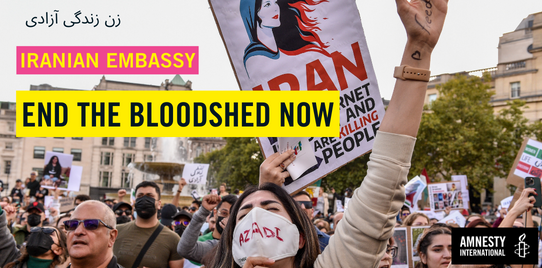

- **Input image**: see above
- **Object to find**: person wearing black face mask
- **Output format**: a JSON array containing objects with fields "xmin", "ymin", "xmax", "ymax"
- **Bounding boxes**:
[
  {"xmin": 113, "ymin": 181, "xmax": 184, "ymax": 268},
  {"xmin": 177, "ymin": 194, "xmax": 238, "ymax": 267},
  {"xmin": 112, "ymin": 201, "xmax": 133, "ymax": 225},
  {"xmin": 171, "ymin": 210, "xmax": 192, "ymax": 237},
  {"xmin": 11, "ymin": 201, "xmax": 46, "ymax": 246},
  {"xmin": 0, "ymin": 202, "xmax": 69, "ymax": 268}
]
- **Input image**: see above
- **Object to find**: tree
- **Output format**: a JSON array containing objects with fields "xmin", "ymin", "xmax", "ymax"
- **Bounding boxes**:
[
  {"xmin": 409, "ymin": 73, "xmax": 542, "ymax": 197},
  {"xmin": 195, "ymin": 138, "xmax": 263, "ymax": 190}
]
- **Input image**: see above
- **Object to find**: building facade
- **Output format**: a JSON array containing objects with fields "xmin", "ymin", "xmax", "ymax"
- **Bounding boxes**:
[{"xmin": 2, "ymin": 76, "xmax": 226, "ymax": 201}]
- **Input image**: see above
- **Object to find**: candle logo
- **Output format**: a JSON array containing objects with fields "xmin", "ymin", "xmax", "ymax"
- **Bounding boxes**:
[{"xmin": 514, "ymin": 233, "xmax": 529, "ymax": 258}]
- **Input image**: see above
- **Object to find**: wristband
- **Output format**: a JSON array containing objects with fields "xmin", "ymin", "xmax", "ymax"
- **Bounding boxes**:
[{"xmin": 394, "ymin": 65, "xmax": 431, "ymax": 82}]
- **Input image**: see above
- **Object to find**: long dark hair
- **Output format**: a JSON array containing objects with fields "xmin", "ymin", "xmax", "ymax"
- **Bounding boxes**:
[
  {"xmin": 5, "ymin": 227, "xmax": 69, "ymax": 268},
  {"xmin": 207, "ymin": 183, "xmax": 320, "ymax": 268},
  {"xmin": 46, "ymin": 156, "xmax": 62, "ymax": 170}
]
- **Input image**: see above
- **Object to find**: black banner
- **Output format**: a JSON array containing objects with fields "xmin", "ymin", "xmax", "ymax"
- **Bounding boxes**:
[{"xmin": 452, "ymin": 227, "xmax": 538, "ymax": 265}]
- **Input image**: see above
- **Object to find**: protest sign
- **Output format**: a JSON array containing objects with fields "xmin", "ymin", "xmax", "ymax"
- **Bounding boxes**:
[
  {"xmin": 418, "ymin": 210, "xmax": 445, "ymax": 221},
  {"xmin": 507, "ymin": 138, "xmax": 542, "ymax": 187},
  {"xmin": 42, "ymin": 151, "xmax": 73, "ymax": 189},
  {"xmin": 182, "ymin": 164, "xmax": 210, "ymax": 184},
  {"xmin": 409, "ymin": 226, "xmax": 429, "ymax": 268},
  {"xmin": 428, "ymin": 181, "xmax": 466, "ymax": 212},
  {"xmin": 392, "ymin": 227, "xmax": 408, "ymax": 268},
  {"xmin": 500, "ymin": 196, "xmax": 513, "ymax": 209},
  {"xmin": 279, "ymin": 137, "xmax": 318, "ymax": 181},
  {"xmin": 438, "ymin": 210, "xmax": 467, "ymax": 227},
  {"xmin": 45, "ymin": 196, "xmax": 75, "ymax": 213},
  {"xmin": 404, "ymin": 176, "xmax": 427, "ymax": 212},
  {"xmin": 451, "ymin": 175, "xmax": 469, "ymax": 202},
  {"xmin": 210, "ymin": 0, "xmax": 385, "ymax": 194}
]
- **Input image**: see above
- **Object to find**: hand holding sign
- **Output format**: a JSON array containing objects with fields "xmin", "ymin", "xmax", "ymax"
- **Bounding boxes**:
[{"xmin": 259, "ymin": 149, "xmax": 295, "ymax": 187}]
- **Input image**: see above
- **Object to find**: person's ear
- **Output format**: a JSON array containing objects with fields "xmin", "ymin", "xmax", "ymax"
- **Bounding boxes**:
[
  {"xmin": 156, "ymin": 200, "xmax": 162, "ymax": 210},
  {"xmin": 52, "ymin": 244, "xmax": 63, "ymax": 256},
  {"xmin": 109, "ymin": 229, "xmax": 118, "ymax": 247},
  {"xmin": 420, "ymin": 252, "xmax": 427, "ymax": 264},
  {"xmin": 298, "ymin": 233, "xmax": 305, "ymax": 249}
]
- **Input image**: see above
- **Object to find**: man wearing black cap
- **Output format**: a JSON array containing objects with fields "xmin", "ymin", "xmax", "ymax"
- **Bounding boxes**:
[
  {"xmin": 112, "ymin": 201, "xmax": 133, "ymax": 224},
  {"xmin": 160, "ymin": 203, "xmax": 178, "ymax": 230},
  {"xmin": 12, "ymin": 201, "xmax": 46, "ymax": 245},
  {"xmin": 171, "ymin": 210, "xmax": 192, "ymax": 238}
]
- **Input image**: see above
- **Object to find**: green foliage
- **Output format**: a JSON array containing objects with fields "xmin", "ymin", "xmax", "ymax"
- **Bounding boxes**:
[
  {"xmin": 410, "ymin": 73, "xmax": 541, "ymax": 195},
  {"xmin": 321, "ymin": 153, "xmax": 370, "ymax": 193},
  {"xmin": 194, "ymin": 137, "xmax": 263, "ymax": 190}
]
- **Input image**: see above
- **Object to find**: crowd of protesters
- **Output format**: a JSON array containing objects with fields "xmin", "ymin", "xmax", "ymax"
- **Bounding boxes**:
[{"xmin": 1, "ymin": 1, "xmax": 540, "ymax": 268}]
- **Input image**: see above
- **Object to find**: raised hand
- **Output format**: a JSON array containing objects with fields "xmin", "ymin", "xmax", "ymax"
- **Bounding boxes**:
[
  {"xmin": 259, "ymin": 149, "xmax": 296, "ymax": 186},
  {"xmin": 202, "ymin": 194, "xmax": 221, "ymax": 212},
  {"xmin": 179, "ymin": 178, "xmax": 187, "ymax": 188},
  {"xmin": 395, "ymin": 0, "xmax": 448, "ymax": 53}
]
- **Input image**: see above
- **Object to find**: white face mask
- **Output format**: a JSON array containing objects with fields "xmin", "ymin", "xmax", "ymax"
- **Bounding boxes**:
[{"xmin": 232, "ymin": 207, "xmax": 300, "ymax": 267}]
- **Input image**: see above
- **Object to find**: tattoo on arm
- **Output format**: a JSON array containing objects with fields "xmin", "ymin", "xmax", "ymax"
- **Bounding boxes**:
[
  {"xmin": 411, "ymin": 51, "xmax": 422, "ymax": 61},
  {"xmin": 415, "ymin": 14, "xmax": 430, "ymax": 35}
]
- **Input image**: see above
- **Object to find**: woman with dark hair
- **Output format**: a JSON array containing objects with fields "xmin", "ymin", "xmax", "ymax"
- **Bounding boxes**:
[
  {"xmin": 44, "ymin": 156, "xmax": 62, "ymax": 184},
  {"xmin": 415, "ymin": 225, "xmax": 452, "ymax": 268},
  {"xmin": 5, "ymin": 226, "xmax": 69, "ymax": 268},
  {"xmin": 1, "ymin": 203, "xmax": 69, "ymax": 268},
  {"xmin": 240, "ymin": 0, "xmax": 330, "ymax": 75},
  {"xmin": 208, "ymin": 0, "xmax": 449, "ymax": 266},
  {"xmin": 208, "ymin": 183, "xmax": 320, "ymax": 268}
]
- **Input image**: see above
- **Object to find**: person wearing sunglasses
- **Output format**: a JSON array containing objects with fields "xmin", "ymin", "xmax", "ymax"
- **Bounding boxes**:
[
  {"xmin": 171, "ymin": 210, "xmax": 192, "ymax": 238},
  {"xmin": 190, "ymin": 200, "xmax": 201, "ymax": 214},
  {"xmin": 1, "ymin": 202, "xmax": 68, "ymax": 268},
  {"xmin": 400, "ymin": 206, "xmax": 411, "ymax": 222},
  {"xmin": 65, "ymin": 200, "xmax": 122, "ymax": 268},
  {"xmin": 292, "ymin": 190, "xmax": 330, "ymax": 252},
  {"xmin": 114, "ymin": 181, "xmax": 183, "ymax": 268},
  {"xmin": 112, "ymin": 201, "xmax": 132, "ymax": 225}
]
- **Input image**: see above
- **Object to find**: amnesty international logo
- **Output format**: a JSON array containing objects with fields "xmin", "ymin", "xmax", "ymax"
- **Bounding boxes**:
[
  {"xmin": 514, "ymin": 233, "xmax": 529, "ymax": 258},
  {"xmin": 452, "ymin": 228, "xmax": 537, "ymax": 265}
]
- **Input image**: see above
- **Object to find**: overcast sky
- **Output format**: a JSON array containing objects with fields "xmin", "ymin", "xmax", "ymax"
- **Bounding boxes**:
[{"xmin": 1, "ymin": 0, "xmax": 541, "ymax": 102}]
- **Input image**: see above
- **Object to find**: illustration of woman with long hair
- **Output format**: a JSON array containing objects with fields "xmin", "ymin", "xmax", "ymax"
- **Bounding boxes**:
[{"xmin": 240, "ymin": 0, "xmax": 330, "ymax": 75}]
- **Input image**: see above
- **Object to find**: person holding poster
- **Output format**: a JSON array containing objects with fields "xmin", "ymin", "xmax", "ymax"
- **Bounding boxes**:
[{"xmin": 209, "ymin": 0, "xmax": 449, "ymax": 267}]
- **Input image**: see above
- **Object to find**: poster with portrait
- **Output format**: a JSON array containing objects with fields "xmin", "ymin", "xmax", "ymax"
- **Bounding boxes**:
[
  {"xmin": 41, "ymin": 151, "xmax": 73, "ymax": 189},
  {"xmin": 392, "ymin": 227, "xmax": 408, "ymax": 268},
  {"xmin": 409, "ymin": 226, "xmax": 429, "ymax": 268},
  {"xmin": 508, "ymin": 138, "xmax": 542, "ymax": 187},
  {"xmin": 210, "ymin": 0, "xmax": 385, "ymax": 194},
  {"xmin": 427, "ymin": 181, "xmax": 466, "ymax": 212}
]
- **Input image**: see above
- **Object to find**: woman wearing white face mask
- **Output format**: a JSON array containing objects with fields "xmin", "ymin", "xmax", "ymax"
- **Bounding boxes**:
[{"xmin": 208, "ymin": 0, "xmax": 449, "ymax": 267}]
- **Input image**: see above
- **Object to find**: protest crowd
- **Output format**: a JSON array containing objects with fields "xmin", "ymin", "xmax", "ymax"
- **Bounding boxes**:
[{"xmin": 1, "ymin": 0, "xmax": 541, "ymax": 268}]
